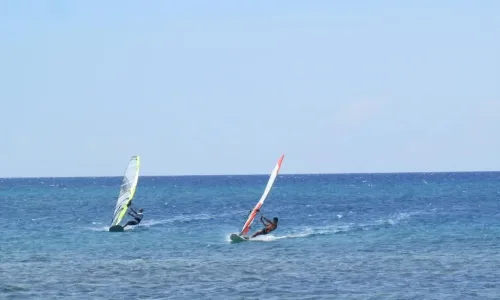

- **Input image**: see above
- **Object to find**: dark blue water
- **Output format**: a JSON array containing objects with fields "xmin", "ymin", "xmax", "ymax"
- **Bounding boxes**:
[{"xmin": 1, "ymin": 173, "xmax": 500, "ymax": 299}]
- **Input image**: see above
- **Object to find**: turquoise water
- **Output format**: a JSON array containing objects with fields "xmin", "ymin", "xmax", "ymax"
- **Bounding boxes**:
[{"xmin": 1, "ymin": 173, "xmax": 500, "ymax": 299}]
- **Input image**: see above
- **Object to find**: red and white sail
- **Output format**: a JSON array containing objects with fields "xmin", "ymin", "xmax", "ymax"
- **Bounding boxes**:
[{"xmin": 240, "ymin": 154, "xmax": 285, "ymax": 236}]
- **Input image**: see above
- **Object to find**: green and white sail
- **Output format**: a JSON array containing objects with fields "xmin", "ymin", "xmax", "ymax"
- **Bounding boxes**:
[{"xmin": 110, "ymin": 156, "xmax": 140, "ymax": 227}]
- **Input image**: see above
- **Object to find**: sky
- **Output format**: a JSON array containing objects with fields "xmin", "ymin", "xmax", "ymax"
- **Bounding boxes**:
[{"xmin": 1, "ymin": 0, "xmax": 499, "ymax": 177}]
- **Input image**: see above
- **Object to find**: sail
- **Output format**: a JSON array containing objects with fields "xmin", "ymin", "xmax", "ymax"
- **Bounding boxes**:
[
  {"xmin": 240, "ymin": 154, "xmax": 285, "ymax": 236},
  {"xmin": 110, "ymin": 156, "xmax": 140, "ymax": 227}
]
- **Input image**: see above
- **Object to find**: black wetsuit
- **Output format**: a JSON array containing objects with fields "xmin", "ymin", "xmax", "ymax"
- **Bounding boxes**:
[{"xmin": 123, "ymin": 209, "xmax": 143, "ymax": 228}]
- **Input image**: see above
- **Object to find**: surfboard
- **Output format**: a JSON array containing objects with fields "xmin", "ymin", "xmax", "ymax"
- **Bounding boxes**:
[
  {"xmin": 109, "ymin": 225, "xmax": 124, "ymax": 232},
  {"xmin": 230, "ymin": 233, "xmax": 249, "ymax": 242},
  {"xmin": 231, "ymin": 154, "xmax": 285, "ymax": 241},
  {"xmin": 108, "ymin": 156, "xmax": 141, "ymax": 232}
]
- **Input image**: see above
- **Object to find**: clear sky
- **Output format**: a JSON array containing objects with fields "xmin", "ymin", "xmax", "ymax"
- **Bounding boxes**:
[{"xmin": 1, "ymin": 1, "xmax": 499, "ymax": 177}]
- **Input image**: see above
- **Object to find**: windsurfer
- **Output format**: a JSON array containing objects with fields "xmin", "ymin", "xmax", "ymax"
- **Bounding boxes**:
[
  {"xmin": 123, "ymin": 207, "xmax": 144, "ymax": 228},
  {"xmin": 250, "ymin": 215, "xmax": 278, "ymax": 238}
]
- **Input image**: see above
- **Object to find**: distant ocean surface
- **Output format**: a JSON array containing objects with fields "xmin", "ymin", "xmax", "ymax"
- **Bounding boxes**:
[{"xmin": 1, "ymin": 173, "xmax": 500, "ymax": 299}]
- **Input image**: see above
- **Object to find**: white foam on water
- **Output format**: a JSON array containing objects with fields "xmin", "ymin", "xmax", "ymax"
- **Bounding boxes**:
[{"xmin": 227, "ymin": 211, "xmax": 424, "ymax": 243}]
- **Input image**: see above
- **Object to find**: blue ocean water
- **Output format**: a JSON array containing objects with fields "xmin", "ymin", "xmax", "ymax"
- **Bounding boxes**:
[{"xmin": 1, "ymin": 173, "xmax": 500, "ymax": 299}]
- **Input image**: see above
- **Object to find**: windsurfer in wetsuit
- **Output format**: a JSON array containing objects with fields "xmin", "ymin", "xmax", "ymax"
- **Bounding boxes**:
[
  {"xmin": 123, "ymin": 207, "xmax": 144, "ymax": 228},
  {"xmin": 251, "ymin": 215, "xmax": 278, "ymax": 238}
]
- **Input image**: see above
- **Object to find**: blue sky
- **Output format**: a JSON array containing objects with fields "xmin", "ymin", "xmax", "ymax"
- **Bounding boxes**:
[{"xmin": 1, "ymin": 1, "xmax": 499, "ymax": 177}]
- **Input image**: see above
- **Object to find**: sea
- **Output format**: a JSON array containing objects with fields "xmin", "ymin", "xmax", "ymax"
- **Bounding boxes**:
[{"xmin": 1, "ymin": 172, "xmax": 499, "ymax": 299}]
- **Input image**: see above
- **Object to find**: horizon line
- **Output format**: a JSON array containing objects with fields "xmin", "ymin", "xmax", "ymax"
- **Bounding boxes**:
[{"xmin": 1, "ymin": 169, "xmax": 499, "ymax": 179}]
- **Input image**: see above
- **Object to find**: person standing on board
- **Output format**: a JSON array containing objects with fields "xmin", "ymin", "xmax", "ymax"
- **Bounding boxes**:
[
  {"xmin": 251, "ymin": 215, "xmax": 278, "ymax": 238},
  {"xmin": 123, "ymin": 207, "xmax": 144, "ymax": 229}
]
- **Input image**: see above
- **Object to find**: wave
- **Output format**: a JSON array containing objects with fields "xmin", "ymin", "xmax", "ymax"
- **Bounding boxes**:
[
  {"xmin": 231, "ymin": 211, "xmax": 421, "ymax": 242},
  {"xmin": 86, "ymin": 213, "xmax": 216, "ymax": 231},
  {"xmin": 140, "ymin": 213, "xmax": 215, "ymax": 227},
  {"xmin": 86, "ymin": 226, "xmax": 133, "ymax": 232},
  {"xmin": 1, "ymin": 284, "xmax": 29, "ymax": 293}
]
